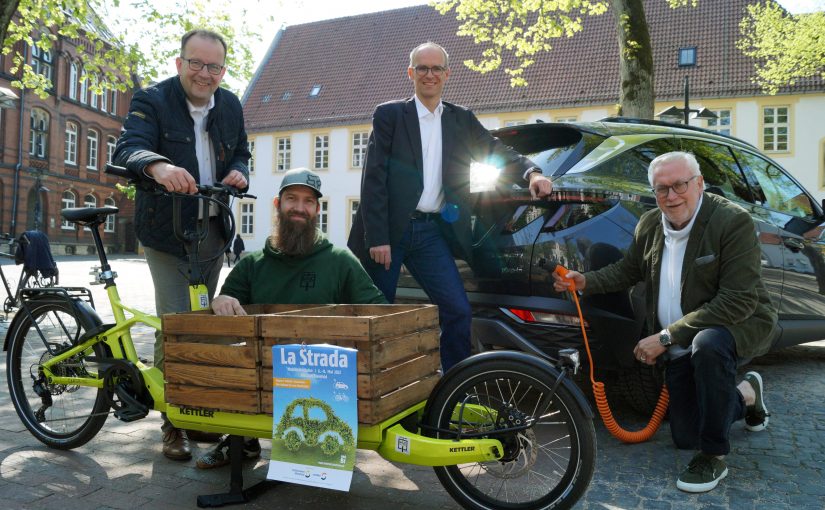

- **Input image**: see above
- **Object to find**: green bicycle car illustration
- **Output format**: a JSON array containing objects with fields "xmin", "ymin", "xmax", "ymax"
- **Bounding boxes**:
[{"xmin": 274, "ymin": 397, "xmax": 355, "ymax": 456}]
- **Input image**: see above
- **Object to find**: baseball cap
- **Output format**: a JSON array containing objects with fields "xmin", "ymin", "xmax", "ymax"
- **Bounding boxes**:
[{"xmin": 278, "ymin": 168, "xmax": 322, "ymax": 198}]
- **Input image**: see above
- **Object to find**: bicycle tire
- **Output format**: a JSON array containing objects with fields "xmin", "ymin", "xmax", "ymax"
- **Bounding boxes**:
[
  {"xmin": 6, "ymin": 300, "xmax": 110, "ymax": 449},
  {"xmin": 424, "ymin": 357, "xmax": 596, "ymax": 510}
]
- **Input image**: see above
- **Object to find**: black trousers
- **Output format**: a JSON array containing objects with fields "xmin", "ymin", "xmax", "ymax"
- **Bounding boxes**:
[{"xmin": 665, "ymin": 327, "xmax": 746, "ymax": 456}]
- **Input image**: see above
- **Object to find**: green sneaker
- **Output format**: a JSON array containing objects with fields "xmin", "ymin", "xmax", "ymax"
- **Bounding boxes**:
[
  {"xmin": 743, "ymin": 371, "xmax": 770, "ymax": 432},
  {"xmin": 676, "ymin": 452, "xmax": 728, "ymax": 493}
]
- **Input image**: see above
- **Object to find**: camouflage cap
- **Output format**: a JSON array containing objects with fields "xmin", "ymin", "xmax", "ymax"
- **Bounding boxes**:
[{"xmin": 278, "ymin": 168, "xmax": 322, "ymax": 198}]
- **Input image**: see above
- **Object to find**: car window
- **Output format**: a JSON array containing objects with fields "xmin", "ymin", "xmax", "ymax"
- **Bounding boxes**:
[
  {"xmin": 678, "ymin": 138, "xmax": 754, "ymax": 204},
  {"xmin": 734, "ymin": 149, "xmax": 815, "ymax": 219},
  {"xmin": 557, "ymin": 138, "xmax": 677, "ymax": 194}
]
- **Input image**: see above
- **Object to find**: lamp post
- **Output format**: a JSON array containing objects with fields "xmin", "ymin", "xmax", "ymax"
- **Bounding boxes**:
[
  {"xmin": 656, "ymin": 76, "xmax": 718, "ymax": 125},
  {"xmin": 33, "ymin": 175, "xmax": 50, "ymax": 231}
]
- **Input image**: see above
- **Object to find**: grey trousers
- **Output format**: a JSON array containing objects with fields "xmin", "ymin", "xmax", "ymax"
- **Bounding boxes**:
[{"xmin": 144, "ymin": 217, "xmax": 225, "ymax": 371}]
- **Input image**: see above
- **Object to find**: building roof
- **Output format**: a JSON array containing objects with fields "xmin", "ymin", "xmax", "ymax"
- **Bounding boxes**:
[{"xmin": 243, "ymin": 0, "xmax": 823, "ymax": 132}]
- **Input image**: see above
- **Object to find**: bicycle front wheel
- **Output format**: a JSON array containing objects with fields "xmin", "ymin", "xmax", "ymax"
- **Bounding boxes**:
[
  {"xmin": 6, "ymin": 300, "xmax": 110, "ymax": 449},
  {"xmin": 425, "ymin": 357, "xmax": 596, "ymax": 510}
]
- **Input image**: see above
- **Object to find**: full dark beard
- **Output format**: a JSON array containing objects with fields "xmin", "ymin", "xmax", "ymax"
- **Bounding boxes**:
[{"xmin": 274, "ymin": 210, "xmax": 319, "ymax": 256}]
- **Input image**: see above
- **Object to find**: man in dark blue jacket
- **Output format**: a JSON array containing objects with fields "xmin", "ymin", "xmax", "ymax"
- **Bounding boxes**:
[{"xmin": 113, "ymin": 28, "xmax": 250, "ymax": 462}]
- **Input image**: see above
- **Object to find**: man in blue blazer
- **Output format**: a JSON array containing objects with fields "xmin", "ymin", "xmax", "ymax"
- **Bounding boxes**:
[{"xmin": 348, "ymin": 42, "xmax": 553, "ymax": 371}]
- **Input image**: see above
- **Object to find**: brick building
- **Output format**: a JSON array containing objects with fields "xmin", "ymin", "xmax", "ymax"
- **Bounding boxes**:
[{"xmin": 0, "ymin": 23, "xmax": 137, "ymax": 255}]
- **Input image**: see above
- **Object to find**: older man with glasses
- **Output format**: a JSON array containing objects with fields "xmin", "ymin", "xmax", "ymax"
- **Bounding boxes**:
[
  {"xmin": 113, "ymin": 28, "xmax": 250, "ymax": 462},
  {"xmin": 348, "ymin": 41, "xmax": 553, "ymax": 373},
  {"xmin": 554, "ymin": 151, "xmax": 777, "ymax": 493}
]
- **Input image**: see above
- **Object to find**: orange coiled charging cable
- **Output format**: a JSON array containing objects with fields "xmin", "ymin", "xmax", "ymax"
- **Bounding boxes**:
[{"xmin": 554, "ymin": 265, "xmax": 669, "ymax": 443}]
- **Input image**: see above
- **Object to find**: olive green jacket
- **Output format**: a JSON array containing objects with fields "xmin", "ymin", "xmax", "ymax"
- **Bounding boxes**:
[{"xmin": 584, "ymin": 193, "xmax": 778, "ymax": 359}]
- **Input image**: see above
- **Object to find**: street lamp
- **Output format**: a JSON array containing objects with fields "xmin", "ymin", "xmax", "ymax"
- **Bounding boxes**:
[{"xmin": 656, "ymin": 76, "xmax": 718, "ymax": 125}]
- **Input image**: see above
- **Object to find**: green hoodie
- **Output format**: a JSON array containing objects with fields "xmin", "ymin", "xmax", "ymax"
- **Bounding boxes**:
[{"xmin": 219, "ymin": 236, "xmax": 387, "ymax": 305}]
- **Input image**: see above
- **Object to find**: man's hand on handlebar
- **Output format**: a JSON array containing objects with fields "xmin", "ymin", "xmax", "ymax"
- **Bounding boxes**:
[
  {"xmin": 211, "ymin": 295, "xmax": 247, "ymax": 316},
  {"xmin": 222, "ymin": 169, "xmax": 247, "ymax": 190},
  {"xmin": 147, "ymin": 162, "xmax": 198, "ymax": 194}
]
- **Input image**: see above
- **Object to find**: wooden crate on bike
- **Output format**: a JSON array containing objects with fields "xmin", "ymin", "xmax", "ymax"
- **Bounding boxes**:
[
  {"xmin": 259, "ymin": 304, "xmax": 441, "ymax": 424},
  {"xmin": 163, "ymin": 304, "xmax": 316, "ymax": 414}
]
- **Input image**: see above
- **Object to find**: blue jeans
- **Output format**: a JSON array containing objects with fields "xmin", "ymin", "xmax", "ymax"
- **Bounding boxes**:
[
  {"xmin": 367, "ymin": 219, "xmax": 471, "ymax": 372},
  {"xmin": 665, "ymin": 327, "xmax": 747, "ymax": 456}
]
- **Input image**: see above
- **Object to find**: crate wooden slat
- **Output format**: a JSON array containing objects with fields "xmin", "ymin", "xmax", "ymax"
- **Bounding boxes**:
[
  {"xmin": 166, "ymin": 383, "xmax": 260, "ymax": 414},
  {"xmin": 161, "ymin": 304, "xmax": 315, "ymax": 414}
]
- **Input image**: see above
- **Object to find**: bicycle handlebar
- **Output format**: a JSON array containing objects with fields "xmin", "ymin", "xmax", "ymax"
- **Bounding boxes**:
[{"xmin": 104, "ymin": 164, "xmax": 257, "ymax": 201}]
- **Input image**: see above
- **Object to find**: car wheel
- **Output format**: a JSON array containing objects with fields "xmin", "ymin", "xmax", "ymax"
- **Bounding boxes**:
[{"xmin": 610, "ymin": 364, "xmax": 666, "ymax": 416}]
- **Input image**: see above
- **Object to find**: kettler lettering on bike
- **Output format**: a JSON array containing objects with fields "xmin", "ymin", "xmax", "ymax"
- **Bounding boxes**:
[{"xmin": 267, "ymin": 344, "xmax": 358, "ymax": 491}]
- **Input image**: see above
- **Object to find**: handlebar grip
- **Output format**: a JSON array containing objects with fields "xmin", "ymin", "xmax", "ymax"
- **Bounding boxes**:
[{"xmin": 105, "ymin": 164, "xmax": 132, "ymax": 180}]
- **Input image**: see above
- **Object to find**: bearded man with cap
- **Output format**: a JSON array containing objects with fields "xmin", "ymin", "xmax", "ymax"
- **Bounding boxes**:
[{"xmin": 196, "ymin": 168, "xmax": 386, "ymax": 469}]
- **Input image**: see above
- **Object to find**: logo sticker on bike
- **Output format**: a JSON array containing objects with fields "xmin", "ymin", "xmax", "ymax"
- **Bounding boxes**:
[{"xmin": 396, "ymin": 435, "xmax": 410, "ymax": 455}]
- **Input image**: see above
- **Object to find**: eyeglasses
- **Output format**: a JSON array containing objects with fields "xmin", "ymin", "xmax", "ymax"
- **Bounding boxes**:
[
  {"xmin": 182, "ymin": 58, "xmax": 224, "ymax": 75},
  {"xmin": 413, "ymin": 65, "xmax": 447, "ymax": 77},
  {"xmin": 652, "ymin": 175, "xmax": 699, "ymax": 198}
]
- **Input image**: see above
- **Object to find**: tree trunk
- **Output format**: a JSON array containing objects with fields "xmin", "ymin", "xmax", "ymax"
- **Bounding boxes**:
[
  {"xmin": 612, "ymin": 0, "xmax": 654, "ymax": 119},
  {"xmin": 0, "ymin": 0, "xmax": 21, "ymax": 51}
]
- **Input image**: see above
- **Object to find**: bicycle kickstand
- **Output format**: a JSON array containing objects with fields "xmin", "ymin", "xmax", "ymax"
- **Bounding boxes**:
[{"xmin": 196, "ymin": 435, "xmax": 280, "ymax": 508}]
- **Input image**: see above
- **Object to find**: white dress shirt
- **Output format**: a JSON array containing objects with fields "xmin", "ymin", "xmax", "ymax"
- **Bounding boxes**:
[
  {"xmin": 657, "ymin": 194, "xmax": 703, "ymax": 358},
  {"xmin": 414, "ymin": 95, "xmax": 445, "ymax": 213},
  {"xmin": 187, "ymin": 96, "xmax": 216, "ymax": 186}
]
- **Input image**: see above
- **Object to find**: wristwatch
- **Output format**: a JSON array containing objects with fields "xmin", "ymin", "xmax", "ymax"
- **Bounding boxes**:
[{"xmin": 659, "ymin": 329, "xmax": 673, "ymax": 347}]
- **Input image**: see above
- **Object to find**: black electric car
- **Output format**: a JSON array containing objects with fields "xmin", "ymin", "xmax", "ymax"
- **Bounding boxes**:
[{"xmin": 396, "ymin": 118, "xmax": 825, "ymax": 413}]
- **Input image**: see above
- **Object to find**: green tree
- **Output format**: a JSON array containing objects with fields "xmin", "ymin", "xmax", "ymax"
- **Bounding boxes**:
[
  {"xmin": 432, "ymin": 0, "xmax": 695, "ymax": 118},
  {"xmin": 738, "ymin": 1, "xmax": 825, "ymax": 94},
  {"xmin": 0, "ymin": 0, "xmax": 269, "ymax": 98}
]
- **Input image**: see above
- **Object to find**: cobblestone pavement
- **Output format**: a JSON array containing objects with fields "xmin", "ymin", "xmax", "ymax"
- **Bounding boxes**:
[{"xmin": 0, "ymin": 256, "xmax": 823, "ymax": 509}]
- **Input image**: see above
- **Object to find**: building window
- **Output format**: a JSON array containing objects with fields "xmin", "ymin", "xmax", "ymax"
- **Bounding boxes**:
[
  {"xmin": 90, "ymin": 75, "xmax": 99, "ymax": 109},
  {"xmin": 352, "ymin": 132, "xmax": 368, "ymax": 168},
  {"xmin": 101, "ymin": 84, "xmax": 108, "ymax": 112},
  {"xmin": 87, "ymin": 129, "xmax": 99, "ymax": 170},
  {"xmin": 276, "ymin": 137, "xmax": 291, "ymax": 172},
  {"xmin": 504, "ymin": 120, "xmax": 526, "ymax": 127},
  {"xmin": 61, "ymin": 191, "xmax": 76, "ymax": 229},
  {"xmin": 31, "ymin": 44, "xmax": 53, "ymax": 85},
  {"xmin": 318, "ymin": 199, "xmax": 329, "ymax": 233},
  {"xmin": 104, "ymin": 197, "xmax": 116, "ymax": 233},
  {"xmin": 309, "ymin": 84, "xmax": 322, "ymax": 97},
  {"xmin": 83, "ymin": 194, "xmax": 97, "ymax": 231},
  {"xmin": 678, "ymin": 47, "xmax": 697, "ymax": 67},
  {"xmin": 763, "ymin": 106, "xmax": 789, "ymax": 152},
  {"xmin": 248, "ymin": 139, "xmax": 255, "ymax": 173},
  {"xmin": 240, "ymin": 202, "xmax": 254, "ymax": 235},
  {"xmin": 29, "ymin": 108, "xmax": 49, "ymax": 159},
  {"xmin": 706, "ymin": 109, "xmax": 732, "ymax": 136},
  {"xmin": 64, "ymin": 121, "xmax": 78, "ymax": 164},
  {"xmin": 348, "ymin": 199, "xmax": 360, "ymax": 235},
  {"xmin": 79, "ymin": 73, "xmax": 88, "ymax": 104},
  {"xmin": 314, "ymin": 135, "xmax": 329, "ymax": 170},
  {"xmin": 555, "ymin": 116, "xmax": 577, "ymax": 123},
  {"xmin": 69, "ymin": 62, "xmax": 78, "ymax": 100},
  {"xmin": 107, "ymin": 135, "xmax": 117, "ymax": 164},
  {"xmin": 110, "ymin": 89, "xmax": 117, "ymax": 114}
]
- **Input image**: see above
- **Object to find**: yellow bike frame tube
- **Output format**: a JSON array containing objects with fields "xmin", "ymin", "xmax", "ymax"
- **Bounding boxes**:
[{"xmin": 377, "ymin": 424, "xmax": 503, "ymax": 466}]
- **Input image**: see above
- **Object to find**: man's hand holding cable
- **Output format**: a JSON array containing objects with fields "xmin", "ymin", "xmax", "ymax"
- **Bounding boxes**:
[
  {"xmin": 633, "ymin": 334, "xmax": 667, "ymax": 365},
  {"xmin": 552, "ymin": 269, "xmax": 586, "ymax": 293}
]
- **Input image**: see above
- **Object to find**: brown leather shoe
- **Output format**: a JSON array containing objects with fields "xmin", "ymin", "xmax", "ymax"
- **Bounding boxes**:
[
  {"xmin": 186, "ymin": 430, "xmax": 224, "ymax": 443},
  {"xmin": 162, "ymin": 426, "xmax": 191, "ymax": 460}
]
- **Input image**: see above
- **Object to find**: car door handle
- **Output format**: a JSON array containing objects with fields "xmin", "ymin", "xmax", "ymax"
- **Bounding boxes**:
[{"xmin": 782, "ymin": 237, "xmax": 805, "ymax": 252}]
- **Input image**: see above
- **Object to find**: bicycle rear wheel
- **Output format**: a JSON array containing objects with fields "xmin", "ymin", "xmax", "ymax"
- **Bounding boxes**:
[
  {"xmin": 6, "ymin": 300, "xmax": 110, "ymax": 449},
  {"xmin": 424, "ymin": 357, "xmax": 596, "ymax": 510}
]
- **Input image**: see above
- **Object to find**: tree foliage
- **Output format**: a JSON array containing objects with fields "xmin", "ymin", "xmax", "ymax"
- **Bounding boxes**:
[
  {"xmin": 432, "ymin": 0, "xmax": 694, "ymax": 88},
  {"xmin": 1, "ymin": 0, "xmax": 269, "ymax": 98},
  {"xmin": 738, "ymin": 1, "xmax": 825, "ymax": 94}
]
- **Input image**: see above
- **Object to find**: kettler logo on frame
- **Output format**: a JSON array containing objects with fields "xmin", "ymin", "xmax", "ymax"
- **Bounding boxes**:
[{"xmin": 300, "ymin": 272, "xmax": 316, "ymax": 291}]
